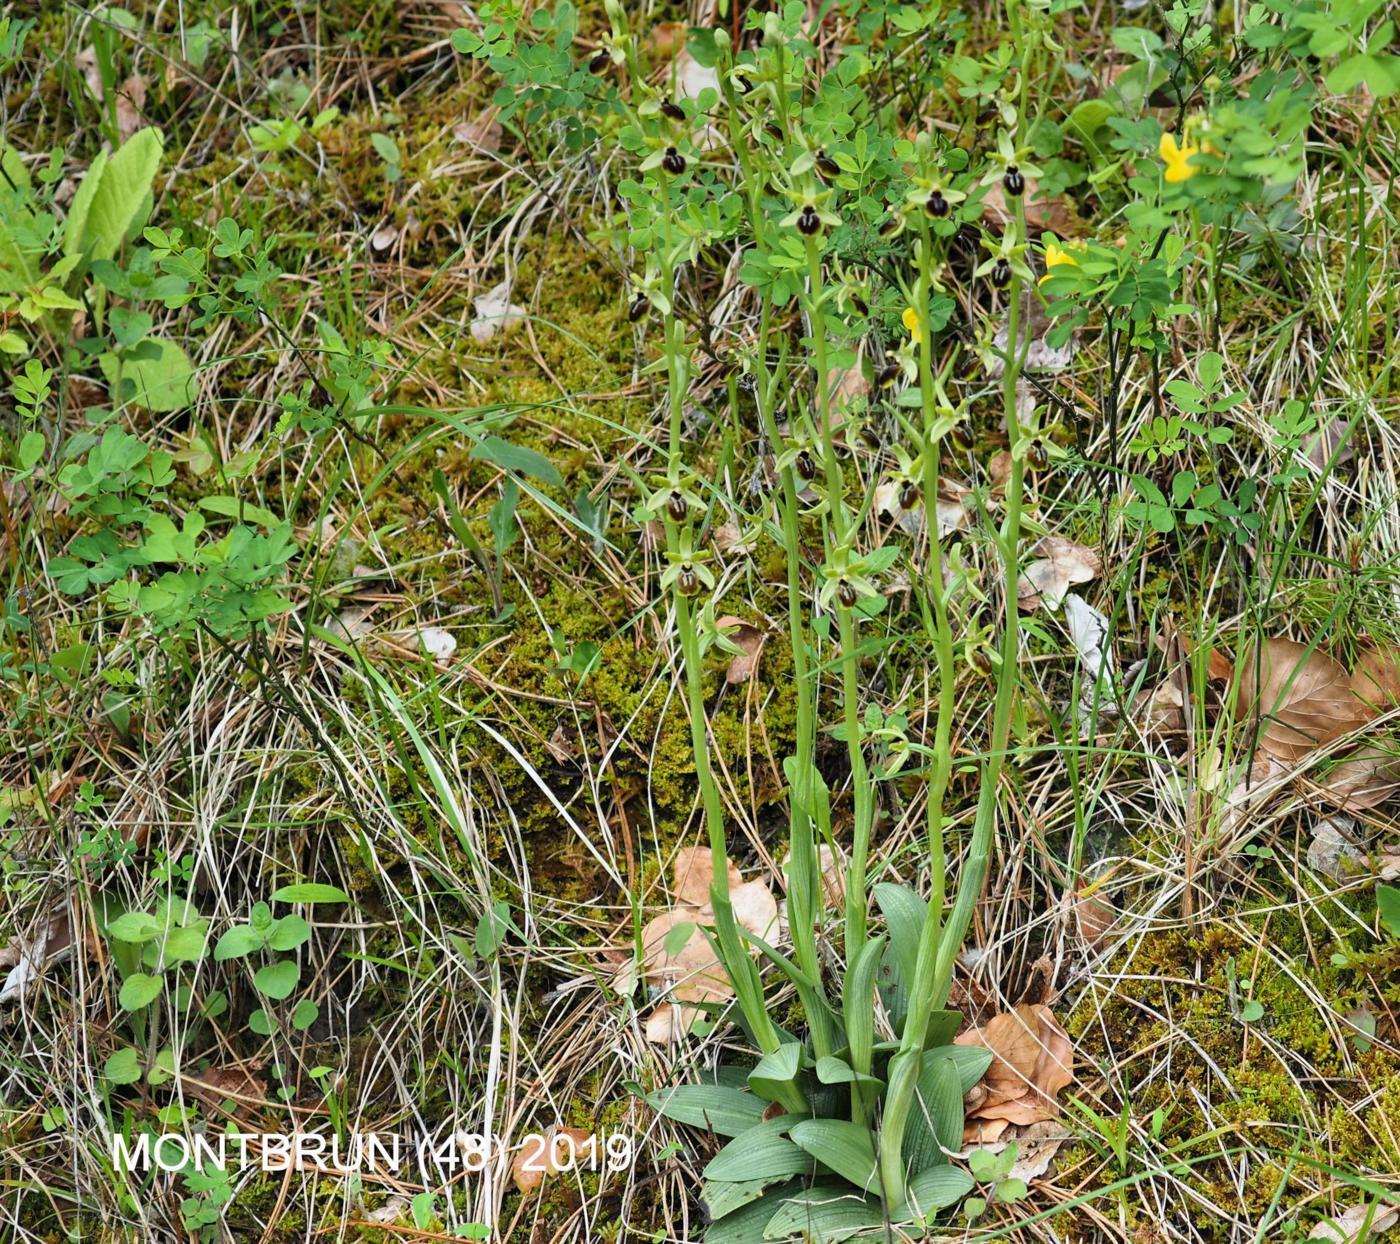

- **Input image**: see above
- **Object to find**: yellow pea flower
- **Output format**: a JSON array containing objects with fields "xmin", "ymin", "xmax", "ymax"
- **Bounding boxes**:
[
  {"xmin": 1159, "ymin": 132, "xmax": 1200, "ymax": 183},
  {"xmin": 1039, "ymin": 238, "xmax": 1082, "ymax": 286},
  {"xmin": 902, "ymin": 305, "xmax": 921, "ymax": 337}
]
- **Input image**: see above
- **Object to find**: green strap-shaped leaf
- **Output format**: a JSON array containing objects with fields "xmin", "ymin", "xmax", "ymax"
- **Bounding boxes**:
[
  {"xmin": 748, "ymin": 1042, "xmax": 805, "ymax": 1104},
  {"xmin": 648, "ymin": 1084, "xmax": 767, "ymax": 1138},
  {"xmin": 704, "ymin": 1116, "xmax": 814, "ymax": 1183},
  {"xmin": 901, "ymin": 1055, "xmax": 964, "ymax": 1173},
  {"xmin": 872, "ymin": 883, "xmax": 926, "ymax": 1028},
  {"xmin": 703, "ymin": 1179, "xmax": 802, "ymax": 1242},
  {"xmin": 895, "ymin": 1164, "xmax": 974, "ymax": 1223},
  {"xmin": 924, "ymin": 1044, "xmax": 994, "ymax": 1093},
  {"xmin": 760, "ymin": 1184, "xmax": 885, "ymax": 1243},
  {"xmin": 841, "ymin": 934, "xmax": 885, "ymax": 1086},
  {"xmin": 788, "ymin": 1120, "xmax": 878, "ymax": 1193}
]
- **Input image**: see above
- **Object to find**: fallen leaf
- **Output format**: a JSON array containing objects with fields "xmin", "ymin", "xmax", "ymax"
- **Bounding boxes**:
[
  {"xmin": 1018, "ymin": 538, "xmax": 1102, "ymax": 611},
  {"xmin": 642, "ymin": 853, "xmax": 777, "ymax": 1044},
  {"xmin": 1238, "ymin": 639, "xmax": 1366, "ymax": 763},
  {"xmin": 672, "ymin": 47, "xmax": 720, "ymax": 102},
  {"xmin": 453, "ymin": 108, "xmax": 503, "ymax": 152},
  {"xmin": 409, "ymin": 626, "xmax": 456, "ymax": 660},
  {"xmin": 1317, "ymin": 747, "xmax": 1400, "ymax": 812},
  {"xmin": 0, "ymin": 905, "xmax": 75, "ymax": 1005},
  {"xmin": 1074, "ymin": 888, "xmax": 1116, "ymax": 949},
  {"xmin": 1006, "ymin": 1119, "xmax": 1068, "ymax": 1182},
  {"xmin": 1219, "ymin": 755, "xmax": 1285, "ymax": 836},
  {"xmin": 1307, "ymin": 1202, "xmax": 1399, "ymax": 1242},
  {"xmin": 645, "ymin": 1002, "xmax": 705, "ymax": 1045},
  {"xmin": 185, "ymin": 1065, "xmax": 265, "ymax": 1123},
  {"xmin": 114, "ymin": 75, "xmax": 147, "ymax": 142},
  {"xmin": 956, "ymin": 1004, "xmax": 1074, "ymax": 1134},
  {"xmin": 647, "ymin": 21, "xmax": 687, "ymax": 59},
  {"xmin": 673, "ymin": 846, "xmax": 740, "ymax": 907},
  {"xmin": 1351, "ymin": 645, "xmax": 1400, "ymax": 716},
  {"xmin": 716, "ymin": 615, "xmax": 764, "ymax": 684},
  {"xmin": 470, "ymin": 279, "xmax": 526, "ymax": 343},
  {"xmin": 729, "ymin": 879, "xmax": 779, "ymax": 943},
  {"xmin": 1306, "ymin": 815, "xmax": 1367, "ymax": 882},
  {"xmin": 512, "ymin": 1127, "xmax": 596, "ymax": 1194},
  {"xmin": 545, "ymin": 724, "xmax": 578, "ymax": 765},
  {"xmin": 370, "ymin": 224, "xmax": 398, "ymax": 251},
  {"xmin": 366, "ymin": 1195, "xmax": 412, "ymax": 1224},
  {"xmin": 1064, "ymin": 593, "xmax": 1115, "ymax": 713}
]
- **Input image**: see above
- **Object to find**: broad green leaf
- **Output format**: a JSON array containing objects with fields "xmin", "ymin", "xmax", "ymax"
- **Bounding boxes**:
[
  {"xmin": 815, "ymin": 1055, "xmax": 882, "ymax": 1086},
  {"xmin": 255, "ymin": 958, "xmax": 300, "ymax": 999},
  {"xmin": 269, "ymin": 914, "xmax": 311, "ymax": 952},
  {"xmin": 107, "ymin": 911, "xmax": 161, "ymax": 943},
  {"xmin": 788, "ymin": 1119, "xmax": 878, "ymax": 1192},
  {"xmin": 67, "ymin": 127, "xmax": 162, "ymax": 262},
  {"xmin": 99, "ymin": 337, "xmax": 195, "ymax": 412},
  {"xmin": 63, "ymin": 149, "xmax": 110, "ymax": 266},
  {"xmin": 213, "ymin": 924, "xmax": 266, "ymax": 961},
  {"xmin": 1378, "ymin": 884, "xmax": 1400, "ymax": 938},
  {"xmin": 648, "ymin": 1085, "xmax": 767, "ymax": 1138},
  {"xmin": 902, "ymin": 1056, "xmax": 964, "ymax": 1172},
  {"xmin": 161, "ymin": 924, "xmax": 208, "ymax": 963},
  {"xmin": 702, "ymin": 1179, "xmax": 801, "ymax": 1241},
  {"xmin": 291, "ymin": 999, "xmax": 319, "ymax": 1031},
  {"xmin": 760, "ymin": 1184, "xmax": 884, "ymax": 1242},
  {"xmin": 704, "ymin": 1116, "xmax": 813, "ymax": 1183},
  {"xmin": 118, "ymin": 973, "xmax": 163, "ymax": 1011},
  {"xmin": 924, "ymin": 1044, "xmax": 994, "ymax": 1093},
  {"xmin": 842, "ymin": 935, "xmax": 885, "ymax": 1086},
  {"xmin": 470, "ymin": 435, "xmax": 563, "ymax": 488},
  {"xmin": 748, "ymin": 1042, "xmax": 804, "ymax": 1104},
  {"xmin": 199, "ymin": 495, "xmax": 282, "ymax": 529},
  {"xmin": 873, "ymin": 884, "xmax": 925, "ymax": 1027},
  {"xmin": 895, "ymin": 1164, "xmax": 974, "ymax": 1222},
  {"xmin": 105, "ymin": 1048, "xmax": 142, "ymax": 1085},
  {"xmin": 270, "ymin": 883, "xmax": 351, "ymax": 904}
]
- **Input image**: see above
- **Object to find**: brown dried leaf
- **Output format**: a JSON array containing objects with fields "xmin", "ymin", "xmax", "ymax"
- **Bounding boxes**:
[
  {"xmin": 1238, "ymin": 639, "xmax": 1366, "ymax": 763},
  {"xmin": 115, "ymin": 75, "xmax": 147, "ymax": 143},
  {"xmin": 454, "ymin": 109, "xmax": 503, "ymax": 152},
  {"xmin": 645, "ymin": 1002, "xmax": 705, "ymax": 1045},
  {"xmin": 1075, "ymin": 889, "xmax": 1116, "ymax": 949},
  {"xmin": 1018, "ymin": 538, "xmax": 1102, "ymax": 612},
  {"xmin": 512, "ymin": 1127, "xmax": 596, "ymax": 1194},
  {"xmin": 957, "ymin": 1004, "xmax": 1074, "ymax": 1127},
  {"xmin": 1316, "ymin": 749, "xmax": 1400, "ymax": 812},
  {"xmin": 1006, "ymin": 1120, "xmax": 1068, "ymax": 1182},
  {"xmin": 638, "ymin": 909, "xmax": 729, "ymax": 1004},
  {"xmin": 716, "ymin": 615, "xmax": 764, "ymax": 685},
  {"xmin": 647, "ymin": 21, "xmax": 687, "ymax": 58},
  {"xmin": 1351, "ymin": 645, "xmax": 1400, "ymax": 717},
  {"xmin": 730, "ymin": 879, "xmax": 779, "ymax": 942},
  {"xmin": 673, "ymin": 846, "xmax": 740, "ymax": 907}
]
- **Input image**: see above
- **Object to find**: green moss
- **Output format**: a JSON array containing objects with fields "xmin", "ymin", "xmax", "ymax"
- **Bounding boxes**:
[{"xmin": 1063, "ymin": 904, "xmax": 1400, "ymax": 1240}]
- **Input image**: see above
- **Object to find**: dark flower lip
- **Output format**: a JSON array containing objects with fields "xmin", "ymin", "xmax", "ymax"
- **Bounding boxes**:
[
  {"xmin": 629, "ymin": 295, "xmax": 649, "ymax": 322},
  {"xmin": 661, "ymin": 101, "xmax": 686, "ymax": 121},
  {"xmin": 990, "ymin": 258, "xmax": 1012, "ymax": 287},
  {"xmin": 662, "ymin": 146, "xmax": 687, "ymax": 175},
  {"xmin": 1003, "ymin": 166, "xmax": 1025, "ymax": 197},
  {"xmin": 837, "ymin": 579, "xmax": 858, "ymax": 608},
  {"xmin": 588, "ymin": 49, "xmax": 610, "ymax": 73},
  {"xmin": 925, "ymin": 191, "xmax": 949, "ymax": 218},
  {"xmin": 796, "ymin": 204, "xmax": 821, "ymax": 235}
]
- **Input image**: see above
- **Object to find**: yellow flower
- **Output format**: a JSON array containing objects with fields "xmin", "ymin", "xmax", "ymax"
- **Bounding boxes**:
[
  {"xmin": 902, "ymin": 305, "xmax": 921, "ymax": 337},
  {"xmin": 1159, "ymin": 132, "xmax": 1200, "ymax": 183},
  {"xmin": 1039, "ymin": 238, "xmax": 1082, "ymax": 286}
]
